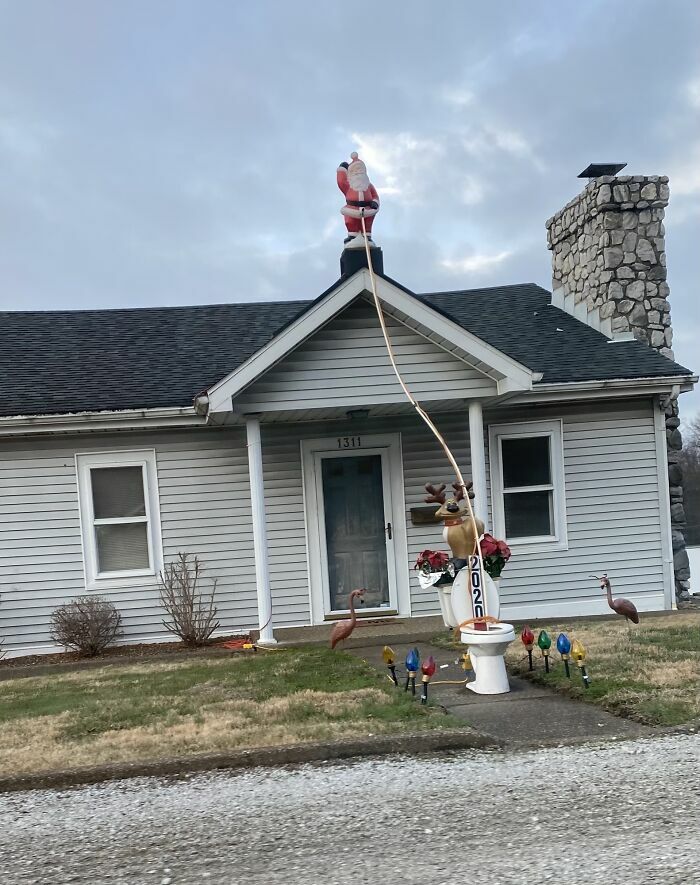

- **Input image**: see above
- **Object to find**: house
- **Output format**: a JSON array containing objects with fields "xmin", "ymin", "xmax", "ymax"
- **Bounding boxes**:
[{"xmin": 0, "ymin": 171, "xmax": 695, "ymax": 657}]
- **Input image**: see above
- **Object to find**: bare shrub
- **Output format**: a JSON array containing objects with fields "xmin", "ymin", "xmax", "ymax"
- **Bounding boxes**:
[
  {"xmin": 159, "ymin": 553, "xmax": 220, "ymax": 646},
  {"xmin": 50, "ymin": 595, "xmax": 123, "ymax": 656}
]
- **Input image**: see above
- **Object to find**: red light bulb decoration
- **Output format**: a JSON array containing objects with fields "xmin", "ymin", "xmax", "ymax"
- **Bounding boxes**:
[
  {"xmin": 420, "ymin": 655, "xmax": 436, "ymax": 705},
  {"xmin": 521, "ymin": 626, "xmax": 535, "ymax": 671}
]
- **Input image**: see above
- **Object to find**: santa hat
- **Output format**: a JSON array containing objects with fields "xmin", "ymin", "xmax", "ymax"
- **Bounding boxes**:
[{"xmin": 348, "ymin": 152, "xmax": 367, "ymax": 175}]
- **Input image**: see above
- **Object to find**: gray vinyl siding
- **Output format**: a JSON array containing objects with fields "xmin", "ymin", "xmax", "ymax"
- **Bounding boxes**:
[
  {"xmin": 237, "ymin": 299, "xmax": 497, "ymax": 411},
  {"xmin": 0, "ymin": 428, "xmax": 259, "ymax": 655},
  {"xmin": 267, "ymin": 399, "xmax": 668, "ymax": 623},
  {"xmin": 0, "ymin": 397, "xmax": 670, "ymax": 656},
  {"xmin": 485, "ymin": 399, "xmax": 668, "ymax": 619}
]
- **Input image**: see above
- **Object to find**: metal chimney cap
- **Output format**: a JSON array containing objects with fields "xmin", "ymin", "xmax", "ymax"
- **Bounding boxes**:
[{"xmin": 578, "ymin": 163, "xmax": 627, "ymax": 178}]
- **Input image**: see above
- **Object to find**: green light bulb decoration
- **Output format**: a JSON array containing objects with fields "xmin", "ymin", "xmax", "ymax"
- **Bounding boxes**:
[{"xmin": 537, "ymin": 630, "xmax": 552, "ymax": 673}]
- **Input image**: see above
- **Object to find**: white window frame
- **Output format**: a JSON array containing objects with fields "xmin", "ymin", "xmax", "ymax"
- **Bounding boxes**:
[
  {"xmin": 488, "ymin": 419, "xmax": 568, "ymax": 553},
  {"xmin": 75, "ymin": 449, "xmax": 163, "ymax": 590}
]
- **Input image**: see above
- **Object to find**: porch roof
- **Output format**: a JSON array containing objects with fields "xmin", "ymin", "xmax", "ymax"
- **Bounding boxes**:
[{"xmin": 0, "ymin": 274, "xmax": 693, "ymax": 420}]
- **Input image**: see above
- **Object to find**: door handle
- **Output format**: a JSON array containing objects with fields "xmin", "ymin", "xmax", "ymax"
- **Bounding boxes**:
[{"xmin": 386, "ymin": 522, "xmax": 392, "ymax": 540}]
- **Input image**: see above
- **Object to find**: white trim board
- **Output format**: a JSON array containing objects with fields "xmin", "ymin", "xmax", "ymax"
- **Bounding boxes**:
[
  {"xmin": 488, "ymin": 418, "xmax": 568, "ymax": 555},
  {"xmin": 206, "ymin": 271, "xmax": 535, "ymax": 412},
  {"xmin": 653, "ymin": 398, "xmax": 676, "ymax": 609},
  {"xmin": 75, "ymin": 448, "xmax": 164, "ymax": 592}
]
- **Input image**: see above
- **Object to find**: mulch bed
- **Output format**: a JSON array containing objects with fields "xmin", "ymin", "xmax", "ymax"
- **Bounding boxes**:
[{"xmin": 0, "ymin": 635, "xmax": 249, "ymax": 672}]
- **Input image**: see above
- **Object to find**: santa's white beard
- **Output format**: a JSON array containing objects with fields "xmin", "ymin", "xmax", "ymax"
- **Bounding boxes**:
[{"xmin": 348, "ymin": 172, "xmax": 370, "ymax": 191}]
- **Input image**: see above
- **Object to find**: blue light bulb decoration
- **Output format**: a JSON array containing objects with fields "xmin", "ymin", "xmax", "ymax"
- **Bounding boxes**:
[
  {"xmin": 405, "ymin": 647, "xmax": 420, "ymax": 672},
  {"xmin": 404, "ymin": 647, "xmax": 420, "ymax": 697},
  {"xmin": 557, "ymin": 632, "xmax": 572, "ymax": 678}
]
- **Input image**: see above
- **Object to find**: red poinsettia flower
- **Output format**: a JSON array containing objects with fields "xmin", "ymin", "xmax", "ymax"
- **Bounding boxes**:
[
  {"xmin": 496, "ymin": 539, "xmax": 512, "ymax": 560},
  {"xmin": 415, "ymin": 549, "xmax": 449, "ymax": 572},
  {"xmin": 429, "ymin": 551, "xmax": 449, "ymax": 570},
  {"xmin": 479, "ymin": 534, "xmax": 500, "ymax": 557}
]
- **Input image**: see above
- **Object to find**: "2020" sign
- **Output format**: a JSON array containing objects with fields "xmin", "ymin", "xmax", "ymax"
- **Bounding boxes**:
[{"xmin": 469, "ymin": 555, "xmax": 486, "ymax": 620}]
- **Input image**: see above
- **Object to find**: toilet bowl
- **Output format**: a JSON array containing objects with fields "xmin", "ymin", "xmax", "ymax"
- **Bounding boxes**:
[
  {"xmin": 450, "ymin": 566, "xmax": 515, "ymax": 695},
  {"xmin": 461, "ymin": 622, "xmax": 516, "ymax": 694}
]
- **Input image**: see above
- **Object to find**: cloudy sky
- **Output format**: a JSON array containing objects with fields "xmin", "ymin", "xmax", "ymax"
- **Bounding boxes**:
[{"xmin": 1, "ymin": 0, "xmax": 698, "ymax": 416}]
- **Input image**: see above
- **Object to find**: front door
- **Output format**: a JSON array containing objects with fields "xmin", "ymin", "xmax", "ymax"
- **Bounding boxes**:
[
  {"xmin": 302, "ymin": 433, "xmax": 410, "ymax": 622},
  {"xmin": 319, "ymin": 452, "xmax": 393, "ymax": 612}
]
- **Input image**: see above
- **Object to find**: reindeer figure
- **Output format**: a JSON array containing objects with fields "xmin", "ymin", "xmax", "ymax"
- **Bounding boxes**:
[{"xmin": 425, "ymin": 481, "xmax": 484, "ymax": 563}]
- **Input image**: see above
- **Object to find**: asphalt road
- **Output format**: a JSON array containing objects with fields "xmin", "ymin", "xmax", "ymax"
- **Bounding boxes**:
[{"xmin": 1, "ymin": 733, "xmax": 700, "ymax": 884}]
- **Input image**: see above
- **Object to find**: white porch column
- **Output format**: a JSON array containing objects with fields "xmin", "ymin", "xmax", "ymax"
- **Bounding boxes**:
[
  {"xmin": 245, "ymin": 415, "xmax": 276, "ymax": 645},
  {"xmin": 468, "ymin": 400, "xmax": 488, "ymax": 529}
]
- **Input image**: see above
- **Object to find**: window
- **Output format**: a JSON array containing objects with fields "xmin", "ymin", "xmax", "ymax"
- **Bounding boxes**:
[
  {"xmin": 489, "ymin": 420, "xmax": 567, "ymax": 551},
  {"xmin": 76, "ymin": 450, "xmax": 163, "ymax": 588}
]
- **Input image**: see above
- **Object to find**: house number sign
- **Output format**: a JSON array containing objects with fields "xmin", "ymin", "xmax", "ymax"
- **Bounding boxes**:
[{"xmin": 336, "ymin": 436, "xmax": 362, "ymax": 449}]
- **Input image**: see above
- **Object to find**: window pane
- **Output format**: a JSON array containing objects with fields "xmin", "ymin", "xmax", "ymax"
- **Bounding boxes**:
[
  {"xmin": 95, "ymin": 523, "xmax": 150, "ymax": 572},
  {"xmin": 91, "ymin": 467, "xmax": 146, "ymax": 519},
  {"xmin": 501, "ymin": 437, "xmax": 551, "ymax": 488},
  {"xmin": 504, "ymin": 490, "xmax": 554, "ymax": 538}
]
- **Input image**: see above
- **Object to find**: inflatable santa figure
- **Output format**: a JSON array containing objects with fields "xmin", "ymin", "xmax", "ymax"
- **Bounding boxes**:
[{"xmin": 337, "ymin": 152, "xmax": 380, "ymax": 246}]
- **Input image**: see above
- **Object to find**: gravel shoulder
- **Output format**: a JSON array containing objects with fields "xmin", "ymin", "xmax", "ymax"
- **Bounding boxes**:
[{"xmin": 1, "ymin": 732, "xmax": 699, "ymax": 884}]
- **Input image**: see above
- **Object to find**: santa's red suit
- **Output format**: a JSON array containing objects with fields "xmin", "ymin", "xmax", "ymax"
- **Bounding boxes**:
[{"xmin": 337, "ymin": 156, "xmax": 380, "ymax": 237}]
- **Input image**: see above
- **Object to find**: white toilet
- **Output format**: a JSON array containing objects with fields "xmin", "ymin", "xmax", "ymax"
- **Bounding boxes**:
[
  {"xmin": 450, "ymin": 566, "xmax": 515, "ymax": 695},
  {"xmin": 460, "ymin": 621, "xmax": 516, "ymax": 694}
]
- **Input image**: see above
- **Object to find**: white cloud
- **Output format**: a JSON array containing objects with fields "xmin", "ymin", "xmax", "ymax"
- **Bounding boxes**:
[
  {"xmin": 668, "ymin": 143, "xmax": 700, "ymax": 197},
  {"xmin": 686, "ymin": 77, "xmax": 700, "ymax": 108},
  {"xmin": 462, "ymin": 124, "xmax": 544, "ymax": 172},
  {"xmin": 441, "ymin": 250, "xmax": 512, "ymax": 274},
  {"xmin": 348, "ymin": 131, "xmax": 445, "ymax": 204},
  {"xmin": 461, "ymin": 176, "xmax": 485, "ymax": 206},
  {"xmin": 440, "ymin": 86, "xmax": 475, "ymax": 107}
]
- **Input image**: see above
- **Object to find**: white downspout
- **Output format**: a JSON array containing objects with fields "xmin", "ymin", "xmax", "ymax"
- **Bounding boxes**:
[
  {"xmin": 468, "ymin": 400, "xmax": 488, "ymax": 530},
  {"xmin": 245, "ymin": 415, "xmax": 277, "ymax": 645}
]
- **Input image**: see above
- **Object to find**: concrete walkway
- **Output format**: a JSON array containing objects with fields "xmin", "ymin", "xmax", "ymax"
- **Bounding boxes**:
[{"xmin": 349, "ymin": 640, "xmax": 651, "ymax": 747}]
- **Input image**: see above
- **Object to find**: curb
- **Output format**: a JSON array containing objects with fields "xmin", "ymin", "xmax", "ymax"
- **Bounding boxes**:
[{"xmin": 0, "ymin": 728, "xmax": 498, "ymax": 795}]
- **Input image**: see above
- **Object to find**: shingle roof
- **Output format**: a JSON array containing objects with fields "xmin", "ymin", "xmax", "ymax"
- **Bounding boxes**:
[
  {"xmin": 415, "ymin": 282, "xmax": 693, "ymax": 386},
  {"xmin": 0, "ymin": 279, "xmax": 692, "ymax": 418}
]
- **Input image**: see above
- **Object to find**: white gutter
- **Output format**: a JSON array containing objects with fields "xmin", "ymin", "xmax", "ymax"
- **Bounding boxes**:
[
  {"xmin": 0, "ymin": 406, "xmax": 205, "ymax": 437},
  {"xmin": 506, "ymin": 374, "xmax": 697, "ymax": 405}
]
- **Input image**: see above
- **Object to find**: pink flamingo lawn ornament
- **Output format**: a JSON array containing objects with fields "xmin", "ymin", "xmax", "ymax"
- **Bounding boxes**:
[
  {"xmin": 593, "ymin": 573, "xmax": 639, "ymax": 634},
  {"xmin": 329, "ymin": 588, "xmax": 366, "ymax": 649}
]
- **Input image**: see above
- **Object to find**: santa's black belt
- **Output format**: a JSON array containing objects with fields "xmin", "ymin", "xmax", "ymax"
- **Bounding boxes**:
[{"xmin": 347, "ymin": 200, "xmax": 374, "ymax": 207}]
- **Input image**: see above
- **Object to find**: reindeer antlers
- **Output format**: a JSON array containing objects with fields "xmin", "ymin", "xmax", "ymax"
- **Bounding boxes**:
[
  {"xmin": 424, "ymin": 483, "xmax": 446, "ymax": 504},
  {"xmin": 452, "ymin": 481, "xmax": 476, "ymax": 501},
  {"xmin": 424, "ymin": 481, "xmax": 476, "ymax": 505}
]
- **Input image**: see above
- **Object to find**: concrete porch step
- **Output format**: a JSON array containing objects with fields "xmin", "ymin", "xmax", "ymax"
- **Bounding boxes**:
[{"xmin": 271, "ymin": 615, "xmax": 446, "ymax": 648}]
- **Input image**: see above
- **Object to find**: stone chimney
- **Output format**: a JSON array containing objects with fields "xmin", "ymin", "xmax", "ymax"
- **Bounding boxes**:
[
  {"xmin": 546, "ymin": 174, "xmax": 672, "ymax": 352},
  {"xmin": 546, "ymin": 172, "xmax": 689, "ymax": 600}
]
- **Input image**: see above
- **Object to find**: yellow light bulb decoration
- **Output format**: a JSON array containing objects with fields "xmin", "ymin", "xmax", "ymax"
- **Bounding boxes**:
[
  {"xmin": 382, "ymin": 645, "xmax": 395, "ymax": 665},
  {"xmin": 571, "ymin": 639, "xmax": 586, "ymax": 663},
  {"xmin": 571, "ymin": 638, "xmax": 591, "ymax": 688}
]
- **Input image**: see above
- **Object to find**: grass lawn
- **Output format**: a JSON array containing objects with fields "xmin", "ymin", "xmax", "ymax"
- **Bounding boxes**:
[
  {"xmin": 434, "ymin": 611, "xmax": 700, "ymax": 726},
  {"xmin": 0, "ymin": 646, "xmax": 456, "ymax": 776}
]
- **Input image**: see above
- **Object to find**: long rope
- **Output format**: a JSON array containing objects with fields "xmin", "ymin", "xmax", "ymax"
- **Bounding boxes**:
[{"xmin": 358, "ymin": 213, "xmax": 486, "ymax": 611}]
